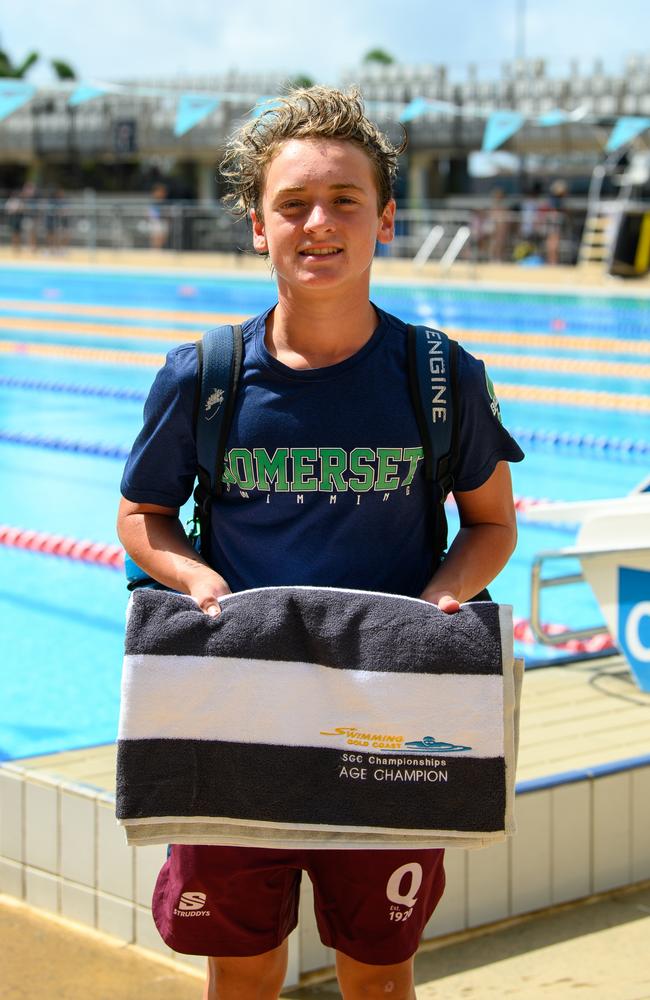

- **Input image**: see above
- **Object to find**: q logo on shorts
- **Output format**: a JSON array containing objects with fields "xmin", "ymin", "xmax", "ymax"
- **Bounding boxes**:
[{"xmin": 618, "ymin": 567, "xmax": 650, "ymax": 693}]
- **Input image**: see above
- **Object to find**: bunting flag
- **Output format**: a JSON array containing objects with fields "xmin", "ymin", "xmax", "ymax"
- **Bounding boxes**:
[
  {"xmin": 174, "ymin": 93, "xmax": 220, "ymax": 137},
  {"xmin": 68, "ymin": 84, "xmax": 109, "ymax": 108},
  {"xmin": 536, "ymin": 109, "xmax": 571, "ymax": 127},
  {"xmin": 606, "ymin": 116, "xmax": 650, "ymax": 153},
  {"xmin": 482, "ymin": 110, "xmax": 524, "ymax": 152},
  {"xmin": 249, "ymin": 96, "xmax": 282, "ymax": 118},
  {"xmin": 0, "ymin": 80, "xmax": 35, "ymax": 123},
  {"xmin": 399, "ymin": 97, "xmax": 432, "ymax": 123}
]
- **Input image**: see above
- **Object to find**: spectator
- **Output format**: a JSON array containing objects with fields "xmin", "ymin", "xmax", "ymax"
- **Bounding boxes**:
[{"xmin": 4, "ymin": 190, "xmax": 24, "ymax": 251}]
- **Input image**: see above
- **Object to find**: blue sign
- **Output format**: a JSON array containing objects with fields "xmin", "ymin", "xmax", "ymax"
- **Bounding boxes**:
[{"xmin": 618, "ymin": 567, "xmax": 650, "ymax": 692}]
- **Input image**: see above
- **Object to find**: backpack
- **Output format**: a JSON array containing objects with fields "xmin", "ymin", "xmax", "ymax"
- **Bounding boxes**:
[{"xmin": 125, "ymin": 323, "xmax": 459, "ymax": 590}]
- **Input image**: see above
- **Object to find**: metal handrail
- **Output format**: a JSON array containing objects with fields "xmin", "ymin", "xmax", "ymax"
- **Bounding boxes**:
[{"xmin": 530, "ymin": 543, "xmax": 650, "ymax": 646}]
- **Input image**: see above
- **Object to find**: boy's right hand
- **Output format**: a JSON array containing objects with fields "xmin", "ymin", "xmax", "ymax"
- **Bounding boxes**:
[{"xmin": 189, "ymin": 571, "xmax": 232, "ymax": 617}]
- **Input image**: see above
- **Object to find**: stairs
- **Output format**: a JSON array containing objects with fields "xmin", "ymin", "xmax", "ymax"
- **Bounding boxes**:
[{"xmin": 578, "ymin": 209, "xmax": 614, "ymax": 265}]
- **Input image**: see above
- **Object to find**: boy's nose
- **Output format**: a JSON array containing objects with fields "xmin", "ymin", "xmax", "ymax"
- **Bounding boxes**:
[{"xmin": 304, "ymin": 203, "xmax": 335, "ymax": 232}]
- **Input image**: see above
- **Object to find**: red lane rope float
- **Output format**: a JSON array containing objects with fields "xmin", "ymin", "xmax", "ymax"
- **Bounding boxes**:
[
  {"xmin": 513, "ymin": 617, "xmax": 614, "ymax": 653},
  {"xmin": 0, "ymin": 524, "xmax": 124, "ymax": 570},
  {"xmin": 0, "ymin": 524, "xmax": 613, "ymax": 652}
]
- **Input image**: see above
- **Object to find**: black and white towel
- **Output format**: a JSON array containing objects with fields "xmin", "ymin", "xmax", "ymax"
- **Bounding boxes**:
[{"xmin": 116, "ymin": 587, "xmax": 523, "ymax": 849}]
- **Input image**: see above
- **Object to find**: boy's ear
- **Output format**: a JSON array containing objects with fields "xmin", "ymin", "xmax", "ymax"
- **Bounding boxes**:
[
  {"xmin": 251, "ymin": 209, "xmax": 268, "ymax": 253},
  {"xmin": 376, "ymin": 199, "xmax": 396, "ymax": 245}
]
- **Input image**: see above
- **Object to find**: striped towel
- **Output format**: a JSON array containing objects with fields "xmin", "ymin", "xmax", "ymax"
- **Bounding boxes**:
[{"xmin": 116, "ymin": 587, "xmax": 523, "ymax": 850}]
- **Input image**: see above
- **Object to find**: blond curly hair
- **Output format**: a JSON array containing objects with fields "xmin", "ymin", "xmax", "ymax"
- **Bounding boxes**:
[{"xmin": 220, "ymin": 86, "xmax": 405, "ymax": 218}]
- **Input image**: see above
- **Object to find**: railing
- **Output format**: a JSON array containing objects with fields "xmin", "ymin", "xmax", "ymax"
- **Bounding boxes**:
[{"xmin": 0, "ymin": 197, "xmax": 583, "ymax": 265}]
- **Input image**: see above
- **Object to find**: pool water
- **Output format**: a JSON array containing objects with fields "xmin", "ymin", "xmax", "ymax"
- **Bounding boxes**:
[{"xmin": 1, "ymin": 266, "xmax": 648, "ymax": 761}]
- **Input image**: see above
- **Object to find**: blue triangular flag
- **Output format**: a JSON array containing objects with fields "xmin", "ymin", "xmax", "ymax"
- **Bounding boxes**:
[
  {"xmin": 536, "ymin": 109, "xmax": 570, "ymax": 127},
  {"xmin": 482, "ymin": 110, "xmax": 524, "ymax": 152},
  {"xmin": 69, "ymin": 84, "xmax": 107, "ymax": 107},
  {"xmin": 606, "ymin": 116, "xmax": 650, "ymax": 152},
  {"xmin": 250, "ymin": 96, "xmax": 282, "ymax": 119},
  {"xmin": 0, "ymin": 80, "xmax": 35, "ymax": 123},
  {"xmin": 399, "ymin": 98, "xmax": 431, "ymax": 123},
  {"xmin": 174, "ymin": 93, "xmax": 219, "ymax": 137}
]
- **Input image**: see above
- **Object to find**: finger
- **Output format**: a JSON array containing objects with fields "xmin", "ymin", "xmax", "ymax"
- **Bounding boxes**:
[
  {"xmin": 202, "ymin": 601, "xmax": 221, "ymax": 617},
  {"xmin": 438, "ymin": 596, "xmax": 461, "ymax": 614}
]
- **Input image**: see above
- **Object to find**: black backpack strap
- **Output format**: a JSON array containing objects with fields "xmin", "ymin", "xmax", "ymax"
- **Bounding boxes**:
[
  {"xmin": 406, "ymin": 324, "xmax": 459, "ymax": 560},
  {"xmin": 192, "ymin": 324, "xmax": 243, "ymax": 562}
]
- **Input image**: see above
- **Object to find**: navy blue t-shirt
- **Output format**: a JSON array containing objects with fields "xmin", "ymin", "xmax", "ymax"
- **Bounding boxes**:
[{"xmin": 121, "ymin": 306, "xmax": 524, "ymax": 598}]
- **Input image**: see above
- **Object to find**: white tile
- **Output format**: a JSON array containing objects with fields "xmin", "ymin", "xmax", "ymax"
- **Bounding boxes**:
[
  {"xmin": 134, "ymin": 843, "xmax": 167, "ymax": 908},
  {"xmin": 467, "ymin": 840, "xmax": 510, "ymax": 927},
  {"xmin": 511, "ymin": 791, "xmax": 552, "ymax": 915},
  {"xmin": 631, "ymin": 767, "xmax": 650, "ymax": 883},
  {"xmin": 593, "ymin": 773, "xmax": 632, "ymax": 893},
  {"xmin": 135, "ymin": 904, "xmax": 172, "ymax": 958},
  {"xmin": 551, "ymin": 781, "xmax": 591, "ymax": 904},
  {"xmin": 0, "ymin": 770, "xmax": 24, "ymax": 863},
  {"xmin": 60, "ymin": 792, "xmax": 96, "ymax": 887},
  {"xmin": 299, "ymin": 876, "xmax": 331, "ymax": 973},
  {"xmin": 24, "ymin": 781, "xmax": 58, "ymax": 873},
  {"xmin": 60, "ymin": 881, "xmax": 96, "ymax": 927},
  {"xmin": 97, "ymin": 801, "xmax": 134, "ymax": 900},
  {"xmin": 25, "ymin": 867, "xmax": 59, "ymax": 914},
  {"xmin": 0, "ymin": 857, "xmax": 23, "ymax": 898},
  {"xmin": 97, "ymin": 891, "xmax": 135, "ymax": 942},
  {"xmin": 423, "ymin": 847, "xmax": 466, "ymax": 938}
]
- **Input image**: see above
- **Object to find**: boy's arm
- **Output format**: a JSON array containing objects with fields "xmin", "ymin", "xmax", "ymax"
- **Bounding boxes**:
[
  {"xmin": 420, "ymin": 461, "xmax": 517, "ymax": 614},
  {"xmin": 117, "ymin": 498, "xmax": 231, "ymax": 616}
]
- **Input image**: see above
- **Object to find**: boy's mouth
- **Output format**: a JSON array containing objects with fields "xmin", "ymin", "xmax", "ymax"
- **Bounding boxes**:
[{"xmin": 299, "ymin": 247, "xmax": 343, "ymax": 256}]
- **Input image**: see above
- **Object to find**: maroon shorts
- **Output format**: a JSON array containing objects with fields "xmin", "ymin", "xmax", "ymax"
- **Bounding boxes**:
[{"xmin": 153, "ymin": 845, "xmax": 445, "ymax": 966}]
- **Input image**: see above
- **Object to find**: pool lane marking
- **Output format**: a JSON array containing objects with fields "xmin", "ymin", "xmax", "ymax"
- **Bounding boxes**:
[
  {"xmin": 1, "ymin": 304, "xmax": 650, "ymax": 356},
  {"xmin": 496, "ymin": 383, "xmax": 650, "ymax": 412},
  {"xmin": 3, "ymin": 336, "xmax": 650, "ymax": 383},
  {"xmin": 0, "ymin": 315, "xmax": 203, "ymax": 341},
  {"xmin": 0, "ymin": 300, "xmax": 247, "ymax": 325},
  {"xmin": 8, "ymin": 316, "xmax": 650, "ymax": 359},
  {"xmin": 0, "ymin": 341, "xmax": 163, "ymax": 366},
  {"xmin": 478, "ymin": 353, "xmax": 650, "ymax": 381},
  {"xmin": 1, "ymin": 341, "xmax": 648, "ymax": 411}
]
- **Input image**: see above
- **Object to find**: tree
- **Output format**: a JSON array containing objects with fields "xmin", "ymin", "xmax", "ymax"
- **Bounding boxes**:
[
  {"xmin": 51, "ymin": 59, "xmax": 76, "ymax": 80},
  {"xmin": 0, "ymin": 49, "xmax": 39, "ymax": 77},
  {"xmin": 362, "ymin": 48, "xmax": 395, "ymax": 66},
  {"xmin": 288, "ymin": 74, "xmax": 315, "ymax": 90}
]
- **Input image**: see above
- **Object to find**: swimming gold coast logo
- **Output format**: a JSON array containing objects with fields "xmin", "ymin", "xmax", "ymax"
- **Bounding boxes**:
[{"xmin": 319, "ymin": 726, "xmax": 470, "ymax": 753}]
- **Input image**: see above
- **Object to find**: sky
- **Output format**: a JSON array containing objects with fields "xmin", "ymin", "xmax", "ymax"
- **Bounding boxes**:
[{"xmin": 1, "ymin": 0, "xmax": 647, "ymax": 86}]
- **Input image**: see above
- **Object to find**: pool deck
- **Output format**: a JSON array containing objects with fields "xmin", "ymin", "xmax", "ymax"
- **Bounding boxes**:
[{"xmin": 12, "ymin": 652, "xmax": 650, "ymax": 792}]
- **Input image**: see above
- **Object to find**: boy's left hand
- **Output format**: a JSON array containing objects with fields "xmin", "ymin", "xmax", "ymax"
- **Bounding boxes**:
[{"xmin": 421, "ymin": 590, "xmax": 461, "ymax": 614}]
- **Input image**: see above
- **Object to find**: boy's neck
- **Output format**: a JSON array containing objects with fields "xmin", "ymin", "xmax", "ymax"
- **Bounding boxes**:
[{"xmin": 265, "ymin": 289, "xmax": 379, "ymax": 370}]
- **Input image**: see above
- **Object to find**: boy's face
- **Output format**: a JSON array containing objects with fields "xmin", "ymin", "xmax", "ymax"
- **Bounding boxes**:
[{"xmin": 251, "ymin": 138, "xmax": 395, "ymax": 295}]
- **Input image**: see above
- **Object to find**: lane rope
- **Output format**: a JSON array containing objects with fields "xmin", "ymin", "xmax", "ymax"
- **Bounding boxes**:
[
  {"xmin": 512, "ymin": 426, "xmax": 649, "ymax": 457},
  {"xmin": 0, "ymin": 524, "xmax": 124, "ymax": 570},
  {"xmin": 0, "ymin": 522, "xmax": 611, "ymax": 652},
  {"xmin": 0, "ymin": 375, "xmax": 146, "ymax": 401},
  {"xmin": 0, "ymin": 430, "xmax": 130, "ymax": 459},
  {"xmin": 0, "ymin": 341, "xmax": 163, "ymax": 366}
]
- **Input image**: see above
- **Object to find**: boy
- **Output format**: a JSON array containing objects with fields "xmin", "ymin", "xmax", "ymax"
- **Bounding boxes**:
[{"xmin": 117, "ymin": 87, "xmax": 523, "ymax": 1000}]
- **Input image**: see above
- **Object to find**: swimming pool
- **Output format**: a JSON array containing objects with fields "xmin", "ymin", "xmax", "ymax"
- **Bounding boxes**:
[{"xmin": 1, "ymin": 265, "xmax": 648, "ymax": 761}]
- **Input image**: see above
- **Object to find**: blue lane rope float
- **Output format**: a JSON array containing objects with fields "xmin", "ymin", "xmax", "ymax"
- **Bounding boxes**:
[
  {"xmin": 0, "ymin": 376, "xmax": 147, "ymax": 402},
  {"xmin": 512, "ymin": 426, "xmax": 650, "ymax": 458},
  {"xmin": 0, "ymin": 429, "xmax": 130, "ymax": 460}
]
